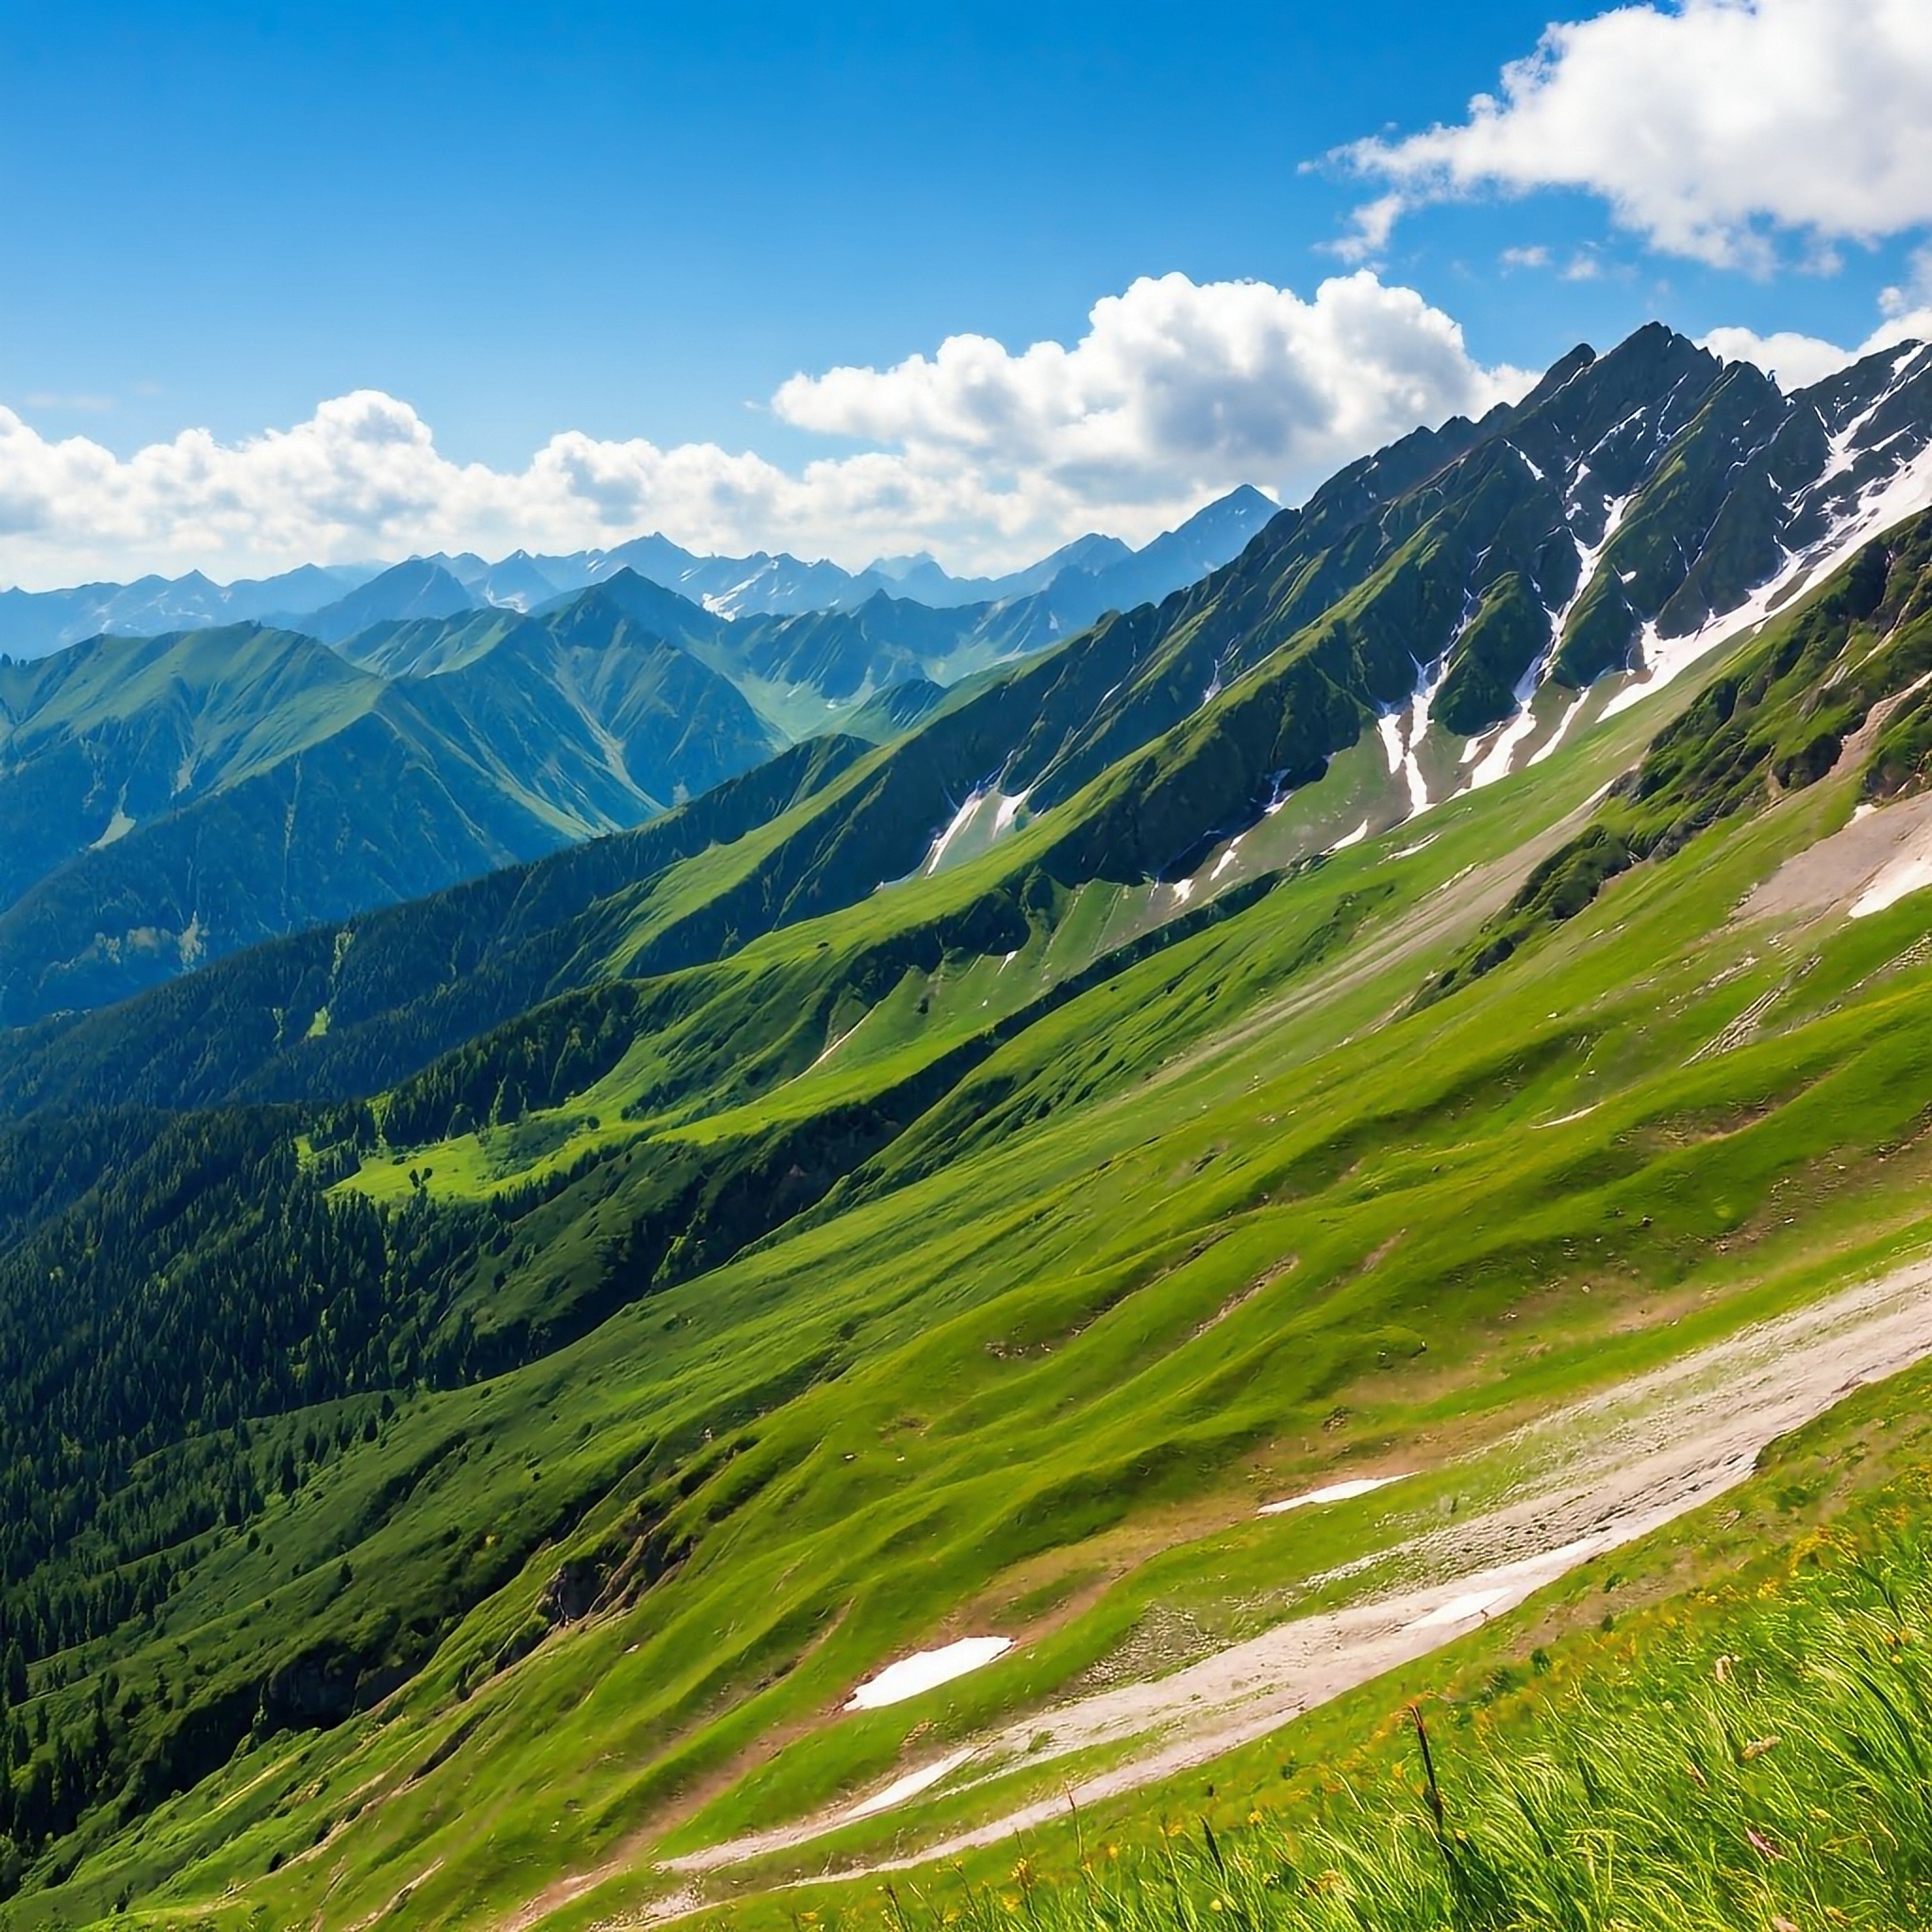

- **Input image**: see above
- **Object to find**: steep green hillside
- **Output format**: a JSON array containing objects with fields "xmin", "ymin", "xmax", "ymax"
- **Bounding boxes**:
[
  {"xmin": 0, "ymin": 625, "xmax": 386, "ymax": 909},
  {"xmin": 1434, "ymin": 513, "xmax": 1932, "ymax": 994},
  {"xmin": 22, "ymin": 325, "xmax": 1914, "ymax": 1106},
  {"xmin": 792, "ymin": 1386, "xmax": 1932, "ymax": 1932},
  {"xmin": 842, "ymin": 677, "xmax": 949, "ymax": 742},
  {"xmin": 535, "ymin": 572, "xmax": 1048, "ymax": 741},
  {"xmin": 0, "ymin": 600, "xmax": 779, "ymax": 1022},
  {"xmin": 0, "ymin": 732, "xmax": 870, "ymax": 1118},
  {"xmin": 6, "ymin": 325, "xmax": 1924, "ymax": 1037},
  {"xmin": 1, "ymin": 503, "xmax": 1931, "ymax": 1928}
]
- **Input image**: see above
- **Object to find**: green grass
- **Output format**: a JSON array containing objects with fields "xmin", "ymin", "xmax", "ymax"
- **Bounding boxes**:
[
  {"xmin": 13, "ymin": 663, "xmax": 1917, "ymax": 1927},
  {"xmin": 829, "ymin": 1473, "xmax": 1932, "ymax": 1932},
  {"xmin": 461, "ymin": 1349, "xmax": 1932, "ymax": 1932},
  {"xmin": 9, "ymin": 535, "xmax": 1932, "ymax": 1930},
  {"xmin": 904, "ymin": 1540, "xmax": 1932, "ymax": 1932}
]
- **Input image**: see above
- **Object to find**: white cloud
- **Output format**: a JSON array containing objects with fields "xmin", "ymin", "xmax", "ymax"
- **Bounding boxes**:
[
  {"xmin": 1338, "ymin": 0, "xmax": 1932, "ymax": 270},
  {"xmin": 1704, "ymin": 308, "xmax": 1932, "ymax": 389},
  {"xmin": 774, "ymin": 272, "xmax": 1528, "ymax": 493},
  {"xmin": 1698, "ymin": 327, "xmax": 1854, "ymax": 390},
  {"xmin": 0, "ymin": 273, "xmax": 1530, "ymax": 589},
  {"xmin": 1705, "ymin": 249, "xmax": 1932, "ymax": 387}
]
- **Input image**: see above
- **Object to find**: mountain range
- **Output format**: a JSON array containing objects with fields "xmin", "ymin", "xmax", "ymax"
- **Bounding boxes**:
[
  {"xmin": 0, "ymin": 488, "xmax": 1277, "ymax": 1022},
  {"xmin": 0, "ymin": 595, "xmax": 781, "ymax": 1021},
  {"xmin": 1, "ymin": 321, "xmax": 1932, "ymax": 1928},
  {"xmin": 7, "ymin": 318, "xmax": 1927, "ymax": 1033},
  {"xmin": 5, "ymin": 320, "xmax": 1923, "ymax": 1052},
  {"xmin": 0, "ymin": 485, "xmax": 1278, "ymax": 658}
]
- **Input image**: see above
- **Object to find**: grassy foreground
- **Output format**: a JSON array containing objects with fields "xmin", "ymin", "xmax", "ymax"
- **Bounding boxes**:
[
  {"xmin": 938, "ymin": 1573, "xmax": 1932, "ymax": 1931},
  {"xmin": 736, "ymin": 1388, "xmax": 1932, "ymax": 1932},
  {"xmin": 907, "ymin": 1566, "xmax": 1932, "ymax": 1932}
]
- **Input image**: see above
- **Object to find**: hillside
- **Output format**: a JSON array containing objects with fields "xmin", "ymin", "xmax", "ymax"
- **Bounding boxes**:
[
  {"xmin": 0, "ymin": 603, "xmax": 778, "ymax": 1022},
  {"xmin": 13, "ymin": 325, "xmax": 1922, "ymax": 1099},
  {"xmin": 2, "ymin": 505, "xmax": 1930, "ymax": 1927},
  {"xmin": 0, "ymin": 485, "xmax": 1281, "ymax": 1019},
  {"xmin": 0, "ymin": 325, "xmax": 1929, "ymax": 1930}
]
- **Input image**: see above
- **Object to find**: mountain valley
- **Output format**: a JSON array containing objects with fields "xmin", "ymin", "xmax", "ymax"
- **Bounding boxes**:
[{"xmin": 1, "ymin": 323, "xmax": 1931, "ymax": 1931}]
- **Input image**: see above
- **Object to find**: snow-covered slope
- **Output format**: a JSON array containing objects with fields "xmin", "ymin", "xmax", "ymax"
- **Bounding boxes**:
[{"xmin": 874, "ymin": 327, "xmax": 1932, "ymax": 902}]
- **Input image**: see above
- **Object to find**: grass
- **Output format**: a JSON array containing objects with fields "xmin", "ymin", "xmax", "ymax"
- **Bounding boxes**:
[
  {"xmin": 11, "ymin": 557, "xmax": 1932, "ymax": 1929},
  {"xmin": 483, "ymin": 1352, "xmax": 1932, "ymax": 1932},
  {"xmin": 864, "ymin": 1518, "xmax": 1932, "ymax": 1932},
  {"xmin": 918, "ymin": 1575, "xmax": 1932, "ymax": 1930}
]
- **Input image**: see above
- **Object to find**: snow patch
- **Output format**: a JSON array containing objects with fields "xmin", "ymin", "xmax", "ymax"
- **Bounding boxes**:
[
  {"xmin": 1850, "ymin": 853, "xmax": 1932, "ymax": 919},
  {"xmin": 1527, "ymin": 690, "xmax": 1591, "ymax": 768},
  {"xmin": 1392, "ymin": 657, "xmax": 1450, "ymax": 817},
  {"xmin": 1606, "ymin": 436, "xmax": 1932, "ymax": 721},
  {"xmin": 1371, "ymin": 655, "xmax": 1451, "ymax": 825},
  {"xmin": 1818, "ymin": 380, "xmax": 1910, "ymax": 490},
  {"xmin": 90, "ymin": 805, "xmax": 136, "ymax": 849},
  {"xmin": 923, "ymin": 787, "xmax": 1032, "ymax": 875},
  {"xmin": 1466, "ymin": 707, "xmax": 1541, "ymax": 792},
  {"xmin": 1209, "ymin": 836, "xmax": 1245, "ymax": 881},
  {"xmin": 1325, "ymin": 819, "xmax": 1370, "ymax": 854},
  {"xmin": 1258, "ymin": 1474, "xmax": 1409, "ymax": 1516},
  {"xmin": 924, "ymin": 790, "xmax": 987, "ymax": 874},
  {"xmin": 845, "ymin": 1638, "xmax": 1012, "ymax": 1711},
  {"xmin": 1467, "ymin": 491, "xmax": 1633, "ymax": 793},
  {"xmin": 924, "ymin": 791, "xmax": 986, "ymax": 874},
  {"xmin": 841, "ymin": 1750, "xmax": 976, "ymax": 1822},
  {"xmin": 1404, "ymin": 1589, "xmax": 1510, "ymax": 1632}
]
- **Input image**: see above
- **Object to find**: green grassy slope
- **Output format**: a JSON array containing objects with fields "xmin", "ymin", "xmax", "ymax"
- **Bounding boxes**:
[
  {"xmin": 0, "ymin": 363, "xmax": 1678, "ymax": 1057},
  {"xmin": 1, "ymin": 326, "xmax": 1926, "ymax": 1039},
  {"xmin": 5, "ymin": 326, "xmax": 1909, "ymax": 1081},
  {"xmin": 0, "ymin": 625, "xmax": 387, "ymax": 908},
  {"xmin": 0, "ymin": 732, "xmax": 872, "ymax": 1117},
  {"xmin": 726, "ymin": 1370, "xmax": 1932, "ymax": 1932},
  {"xmin": 3, "ymin": 515, "xmax": 1932, "ymax": 1926},
  {"xmin": 0, "ymin": 598, "xmax": 779, "ymax": 1023}
]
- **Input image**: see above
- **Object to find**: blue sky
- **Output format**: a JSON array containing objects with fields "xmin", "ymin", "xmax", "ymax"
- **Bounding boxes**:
[{"xmin": 2, "ymin": 0, "xmax": 1928, "ymax": 584}]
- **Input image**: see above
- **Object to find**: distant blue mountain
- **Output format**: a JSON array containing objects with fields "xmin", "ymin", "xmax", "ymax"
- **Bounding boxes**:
[{"xmin": 0, "ymin": 486, "xmax": 1278, "ymax": 658}]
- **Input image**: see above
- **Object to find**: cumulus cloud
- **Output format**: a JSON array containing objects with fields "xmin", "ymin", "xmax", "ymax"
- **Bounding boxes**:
[
  {"xmin": 1337, "ymin": 0, "xmax": 1932, "ymax": 270},
  {"xmin": 0, "ymin": 272, "xmax": 1530, "ymax": 590},
  {"xmin": 775, "ymin": 272, "xmax": 1528, "ymax": 493},
  {"xmin": 1705, "ymin": 249, "xmax": 1932, "ymax": 388}
]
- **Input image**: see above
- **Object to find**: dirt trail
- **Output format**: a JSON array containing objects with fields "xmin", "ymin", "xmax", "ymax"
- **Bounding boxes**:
[{"xmin": 648, "ymin": 1254, "xmax": 1932, "ymax": 1894}]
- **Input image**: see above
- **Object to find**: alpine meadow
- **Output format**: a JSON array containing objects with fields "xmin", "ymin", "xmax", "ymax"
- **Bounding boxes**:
[{"xmin": 6, "ymin": 5, "xmax": 1932, "ymax": 1929}]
